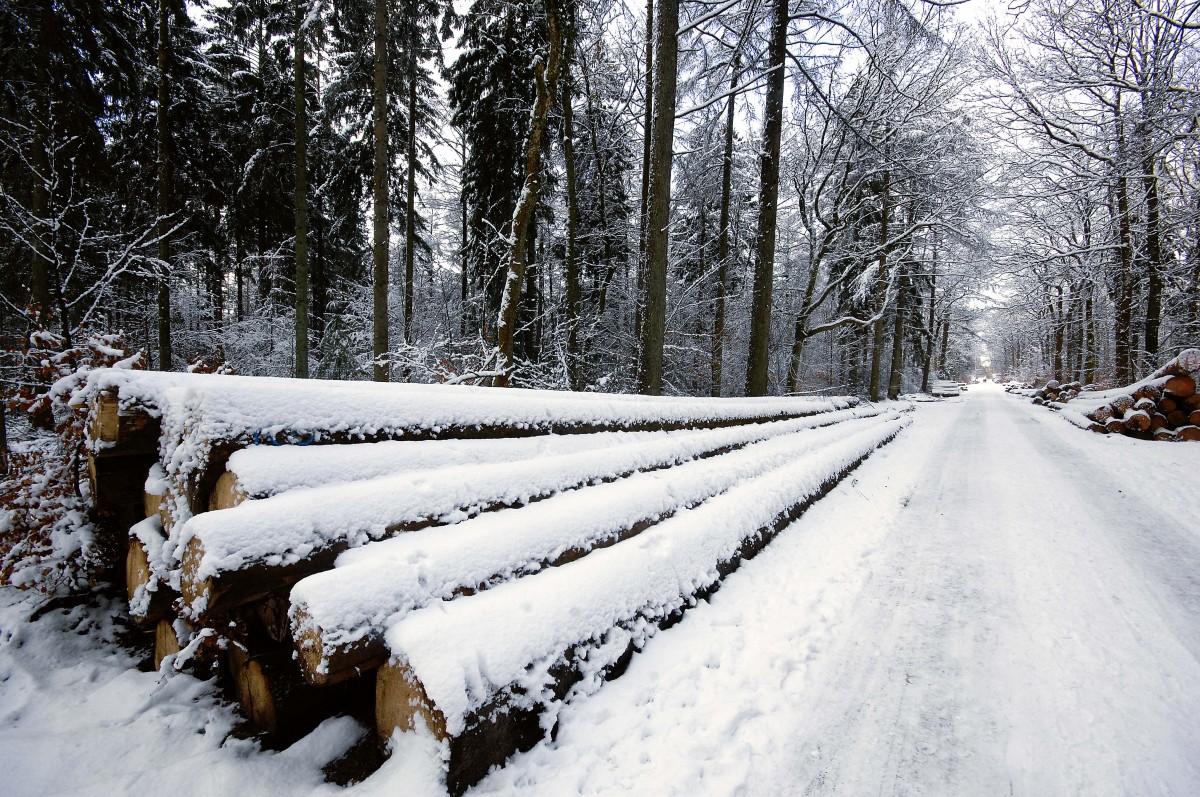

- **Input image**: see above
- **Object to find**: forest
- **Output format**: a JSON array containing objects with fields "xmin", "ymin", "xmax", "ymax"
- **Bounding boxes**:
[{"xmin": 1, "ymin": 0, "xmax": 1198, "ymax": 400}]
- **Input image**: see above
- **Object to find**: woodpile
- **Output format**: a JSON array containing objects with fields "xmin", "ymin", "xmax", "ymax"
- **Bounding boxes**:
[
  {"xmin": 1030, "ymin": 379, "xmax": 1083, "ymax": 405},
  {"xmin": 1037, "ymin": 350, "xmax": 1200, "ymax": 441},
  {"xmin": 80, "ymin": 369, "xmax": 909, "ymax": 790}
]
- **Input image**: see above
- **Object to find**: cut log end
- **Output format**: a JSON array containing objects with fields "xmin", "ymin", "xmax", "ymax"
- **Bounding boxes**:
[
  {"xmin": 376, "ymin": 660, "xmax": 449, "ymax": 744},
  {"xmin": 1176, "ymin": 425, "xmax": 1200, "ymax": 442},
  {"xmin": 180, "ymin": 538, "xmax": 211, "ymax": 615},
  {"xmin": 154, "ymin": 618, "xmax": 183, "ymax": 670},
  {"xmin": 1164, "ymin": 374, "xmax": 1197, "ymax": 399},
  {"xmin": 209, "ymin": 470, "xmax": 248, "ymax": 512}
]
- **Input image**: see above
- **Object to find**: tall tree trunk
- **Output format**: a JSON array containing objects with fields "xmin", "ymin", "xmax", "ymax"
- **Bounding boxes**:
[
  {"xmin": 937, "ymin": 316, "xmax": 949, "ymax": 376},
  {"xmin": 1052, "ymin": 286, "xmax": 1065, "ymax": 380},
  {"xmin": 634, "ymin": 0, "xmax": 655, "ymax": 350},
  {"xmin": 561, "ymin": 32, "xmax": 583, "ymax": 391},
  {"xmin": 459, "ymin": 135, "xmax": 469, "ymax": 336},
  {"xmin": 712, "ymin": 60, "xmax": 737, "ymax": 398},
  {"xmin": 30, "ymin": 0, "xmax": 53, "ymax": 318},
  {"xmin": 494, "ymin": 0, "xmax": 565, "ymax": 386},
  {"xmin": 403, "ymin": 11, "xmax": 418, "ymax": 360},
  {"xmin": 868, "ymin": 171, "xmax": 891, "ymax": 402},
  {"xmin": 744, "ymin": 0, "xmax": 787, "ymax": 397},
  {"xmin": 372, "ymin": 0, "xmax": 390, "ymax": 382},
  {"xmin": 293, "ymin": 0, "xmax": 309, "ymax": 379},
  {"xmin": 1142, "ymin": 156, "xmax": 1162, "ymax": 360},
  {"xmin": 921, "ymin": 263, "xmax": 936, "ymax": 392},
  {"xmin": 887, "ymin": 261, "xmax": 907, "ymax": 400},
  {"xmin": 1113, "ymin": 173, "xmax": 1135, "ymax": 383},
  {"xmin": 157, "ymin": 0, "xmax": 173, "ymax": 371},
  {"xmin": 636, "ymin": 0, "xmax": 678, "ymax": 395}
]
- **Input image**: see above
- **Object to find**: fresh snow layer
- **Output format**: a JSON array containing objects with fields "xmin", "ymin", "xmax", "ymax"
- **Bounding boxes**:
[
  {"xmin": 290, "ymin": 408, "xmax": 905, "ymax": 669},
  {"xmin": 180, "ymin": 408, "xmax": 885, "ymax": 603},
  {"xmin": 226, "ymin": 431, "xmax": 668, "ymax": 498},
  {"xmin": 385, "ymin": 415, "xmax": 909, "ymax": 736}
]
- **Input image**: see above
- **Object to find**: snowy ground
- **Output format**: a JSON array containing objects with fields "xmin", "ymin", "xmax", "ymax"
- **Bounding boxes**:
[{"xmin": 3, "ymin": 382, "xmax": 1200, "ymax": 796}]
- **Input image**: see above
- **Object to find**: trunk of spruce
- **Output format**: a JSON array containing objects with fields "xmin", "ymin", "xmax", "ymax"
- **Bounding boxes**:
[
  {"xmin": 403, "ymin": 13, "xmax": 418, "ymax": 363},
  {"xmin": 561, "ymin": 33, "xmax": 583, "ymax": 391},
  {"xmin": 293, "ymin": 0, "xmax": 309, "ymax": 378},
  {"xmin": 157, "ymin": 0, "xmax": 173, "ymax": 370},
  {"xmin": 712, "ymin": 61, "xmax": 737, "ymax": 398},
  {"xmin": 634, "ymin": 0, "xmax": 654, "ymax": 349},
  {"xmin": 637, "ymin": 0, "xmax": 678, "ymax": 395},
  {"xmin": 372, "ymin": 0, "xmax": 390, "ymax": 382}
]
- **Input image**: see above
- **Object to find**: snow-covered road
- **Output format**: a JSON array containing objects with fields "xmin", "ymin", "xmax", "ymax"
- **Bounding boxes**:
[
  {"xmin": 479, "ymin": 383, "xmax": 1200, "ymax": 796},
  {"xmin": 2, "ymin": 383, "xmax": 1199, "ymax": 796}
]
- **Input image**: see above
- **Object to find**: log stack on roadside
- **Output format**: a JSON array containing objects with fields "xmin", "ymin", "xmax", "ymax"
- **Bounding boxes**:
[
  {"xmin": 1030, "ymin": 380, "xmax": 1083, "ymax": 405},
  {"xmin": 1070, "ymin": 350, "xmax": 1200, "ymax": 441},
  {"xmin": 81, "ymin": 368, "xmax": 911, "ymax": 788}
]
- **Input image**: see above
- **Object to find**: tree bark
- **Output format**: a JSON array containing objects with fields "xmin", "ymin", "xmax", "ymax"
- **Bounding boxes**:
[
  {"xmin": 156, "ymin": 0, "xmax": 173, "ymax": 370},
  {"xmin": 636, "ymin": 0, "xmax": 678, "ymax": 395},
  {"xmin": 744, "ymin": 0, "xmax": 787, "ymax": 397},
  {"xmin": 293, "ymin": 0, "xmax": 309, "ymax": 379},
  {"xmin": 868, "ymin": 171, "xmax": 891, "ymax": 402},
  {"xmin": 1142, "ymin": 156, "xmax": 1163, "ymax": 359},
  {"xmin": 561, "ymin": 31, "xmax": 583, "ymax": 391},
  {"xmin": 712, "ymin": 60, "xmax": 737, "ymax": 398},
  {"xmin": 372, "ymin": 0, "xmax": 390, "ymax": 382},
  {"xmin": 494, "ymin": 0, "xmax": 565, "ymax": 386},
  {"xmin": 887, "ymin": 262, "xmax": 906, "ymax": 400},
  {"xmin": 403, "ymin": 10, "xmax": 418, "ymax": 360}
]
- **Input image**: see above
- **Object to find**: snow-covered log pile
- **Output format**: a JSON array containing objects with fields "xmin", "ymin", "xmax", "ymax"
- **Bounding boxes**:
[
  {"xmin": 81, "ymin": 369, "xmax": 909, "ymax": 778},
  {"xmin": 1029, "ymin": 380, "xmax": 1083, "ymax": 405},
  {"xmin": 1053, "ymin": 350, "xmax": 1200, "ymax": 441}
]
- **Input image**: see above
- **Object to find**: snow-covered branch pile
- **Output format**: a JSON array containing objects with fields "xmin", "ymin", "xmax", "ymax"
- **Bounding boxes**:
[
  {"xmin": 1048, "ymin": 350, "xmax": 1200, "ymax": 441},
  {"xmin": 79, "ymin": 369, "xmax": 912, "ymax": 781}
]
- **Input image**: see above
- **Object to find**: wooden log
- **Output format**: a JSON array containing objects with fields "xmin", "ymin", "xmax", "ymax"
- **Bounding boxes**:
[
  {"xmin": 1167, "ymin": 410, "xmax": 1189, "ymax": 428},
  {"xmin": 1163, "ymin": 374, "xmax": 1196, "ymax": 399},
  {"xmin": 126, "ymin": 530, "xmax": 176, "ymax": 627},
  {"xmin": 1190, "ymin": 410, "xmax": 1200, "ymax": 427},
  {"xmin": 154, "ymin": 618, "xmax": 183, "ymax": 670},
  {"xmin": 1088, "ymin": 405, "xmax": 1114, "ymax": 424},
  {"xmin": 1105, "ymin": 418, "xmax": 1127, "ymax": 434},
  {"xmin": 374, "ymin": 420, "xmax": 904, "ymax": 796},
  {"xmin": 209, "ymin": 470, "xmax": 247, "ymax": 511},
  {"xmin": 1134, "ymin": 397, "xmax": 1157, "ymax": 412},
  {"xmin": 228, "ymin": 645, "xmax": 368, "ymax": 745},
  {"xmin": 1109, "ymin": 395, "xmax": 1135, "ymax": 417},
  {"xmin": 1154, "ymin": 428, "xmax": 1178, "ymax": 442},
  {"xmin": 1176, "ymin": 425, "xmax": 1200, "ymax": 442},
  {"xmin": 89, "ymin": 392, "xmax": 161, "ymax": 454},
  {"xmin": 183, "ymin": 410, "xmax": 885, "ymax": 619},
  {"xmin": 1150, "ymin": 413, "xmax": 1170, "ymax": 432},
  {"xmin": 1151, "ymin": 349, "xmax": 1200, "ymax": 380},
  {"xmin": 1160, "ymin": 397, "xmax": 1179, "ymax": 413},
  {"xmin": 1124, "ymin": 409, "xmax": 1151, "ymax": 433},
  {"xmin": 1132, "ymin": 383, "xmax": 1162, "ymax": 403}
]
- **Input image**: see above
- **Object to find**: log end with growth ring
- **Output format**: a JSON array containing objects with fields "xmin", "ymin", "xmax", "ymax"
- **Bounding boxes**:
[{"xmin": 376, "ymin": 659, "xmax": 449, "ymax": 744}]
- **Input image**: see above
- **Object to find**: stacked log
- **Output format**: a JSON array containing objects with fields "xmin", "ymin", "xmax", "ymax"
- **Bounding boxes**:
[
  {"xmin": 82, "ymin": 368, "xmax": 900, "ymax": 769},
  {"xmin": 1079, "ymin": 350, "xmax": 1200, "ymax": 441},
  {"xmin": 1030, "ymin": 380, "xmax": 1083, "ymax": 405}
]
